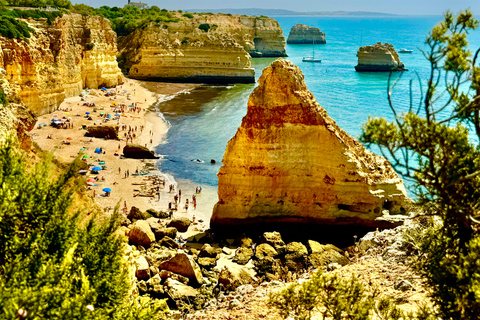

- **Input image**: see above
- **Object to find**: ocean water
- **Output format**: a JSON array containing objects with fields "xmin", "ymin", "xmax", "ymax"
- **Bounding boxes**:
[{"xmin": 155, "ymin": 16, "xmax": 480, "ymax": 187}]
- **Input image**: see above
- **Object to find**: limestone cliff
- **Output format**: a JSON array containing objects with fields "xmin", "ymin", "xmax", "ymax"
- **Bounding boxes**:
[
  {"xmin": 0, "ymin": 14, "xmax": 123, "ymax": 115},
  {"xmin": 211, "ymin": 59, "xmax": 410, "ymax": 230},
  {"xmin": 0, "ymin": 69, "xmax": 36, "ymax": 148},
  {"xmin": 287, "ymin": 23, "xmax": 326, "ymax": 44},
  {"xmin": 119, "ymin": 14, "xmax": 286, "ymax": 83},
  {"xmin": 355, "ymin": 42, "xmax": 405, "ymax": 72}
]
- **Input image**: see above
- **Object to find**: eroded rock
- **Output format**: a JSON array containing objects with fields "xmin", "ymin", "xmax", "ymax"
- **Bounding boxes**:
[
  {"xmin": 355, "ymin": 42, "xmax": 406, "ymax": 72},
  {"xmin": 287, "ymin": 23, "xmax": 326, "ymax": 44},
  {"xmin": 129, "ymin": 220, "xmax": 155, "ymax": 246}
]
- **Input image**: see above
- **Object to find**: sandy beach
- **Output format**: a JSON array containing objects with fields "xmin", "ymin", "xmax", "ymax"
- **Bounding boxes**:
[{"xmin": 32, "ymin": 78, "xmax": 216, "ymax": 235}]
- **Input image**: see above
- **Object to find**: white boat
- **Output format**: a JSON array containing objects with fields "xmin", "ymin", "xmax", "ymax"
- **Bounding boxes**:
[
  {"xmin": 303, "ymin": 37, "xmax": 322, "ymax": 62},
  {"xmin": 399, "ymin": 48, "xmax": 413, "ymax": 53}
]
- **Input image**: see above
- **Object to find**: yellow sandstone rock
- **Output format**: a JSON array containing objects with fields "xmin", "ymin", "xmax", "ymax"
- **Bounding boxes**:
[
  {"xmin": 119, "ymin": 14, "xmax": 286, "ymax": 83},
  {"xmin": 0, "ymin": 14, "xmax": 123, "ymax": 115},
  {"xmin": 211, "ymin": 59, "xmax": 410, "ymax": 230},
  {"xmin": 355, "ymin": 42, "xmax": 406, "ymax": 72}
]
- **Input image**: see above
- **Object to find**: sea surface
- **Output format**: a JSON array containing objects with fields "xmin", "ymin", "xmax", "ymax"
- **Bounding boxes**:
[{"xmin": 154, "ymin": 16, "xmax": 480, "ymax": 189}]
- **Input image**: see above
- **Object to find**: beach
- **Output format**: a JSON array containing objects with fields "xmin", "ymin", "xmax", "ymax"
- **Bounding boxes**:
[{"xmin": 32, "ymin": 78, "xmax": 216, "ymax": 236}]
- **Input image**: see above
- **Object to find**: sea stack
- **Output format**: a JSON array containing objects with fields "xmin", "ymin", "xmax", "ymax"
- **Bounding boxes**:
[
  {"xmin": 355, "ymin": 42, "xmax": 406, "ymax": 72},
  {"xmin": 287, "ymin": 23, "xmax": 326, "ymax": 44},
  {"xmin": 211, "ymin": 59, "xmax": 409, "ymax": 231}
]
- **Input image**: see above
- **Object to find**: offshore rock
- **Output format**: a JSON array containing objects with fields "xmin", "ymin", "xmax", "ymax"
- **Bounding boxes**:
[
  {"xmin": 119, "ymin": 14, "xmax": 286, "ymax": 83},
  {"xmin": 211, "ymin": 59, "xmax": 409, "ymax": 230},
  {"xmin": 123, "ymin": 144, "xmax": 159, "ymax": 159},
  {"xmin": 287, "ymin": 23, "xmax": 326, "ymax": 44},
  {"xmin": 0, "ymin": 14, "xmax": 123, "ymax": 115},
  {"xmin": 355, "ymin": 42, "xmax": 406, "ymax": 72}
]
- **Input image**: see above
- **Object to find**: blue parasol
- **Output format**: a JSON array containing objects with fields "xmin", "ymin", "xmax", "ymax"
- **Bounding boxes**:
[
  {"xmin": 92, "ymin": 166, "xmax": 102, "ymax": 171},
  {"xmin": 103, "ymin": 188, "xmax": 111, "ymax": 192}
]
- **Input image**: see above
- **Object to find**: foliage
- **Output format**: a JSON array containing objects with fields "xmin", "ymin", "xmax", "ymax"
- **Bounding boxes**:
[
  {"xmin": 91, "ymin": 5, "xmax": 180, "ymax": 36},
  {"xmin": 85, "ymin": 42, "xmax": 94, "ymax": 50},
  {"xmin": 198, "ymin": 23, "xmax": 210, "ymax": 32},
  {"xmin": 1, "ymin": 8, "xmax": 64, "ymax": 24},
  {"xmin": 0, "ymin": 15, "xmax": 32, "ymax": 39},
  {"xmin": 360, "ymin": 9, "xmax": 480, "ymax": 320},
  {"xmin": 1, "ymin": 0, "xmax": 72, "ymax": 8},
  {"xmin": 182, "ymin": 13, "xmax": 193, "ymax": 19},
  {"xmin": 0, "ymin": 139, "xmax": 167, "ymax": 319},
  {"xmin": 269, "ymin": 271, "xmax": 376, "ymax": 320},
  {"xmin": 0, "ymin": 87, "xmax": 7, "ymax": 107}
]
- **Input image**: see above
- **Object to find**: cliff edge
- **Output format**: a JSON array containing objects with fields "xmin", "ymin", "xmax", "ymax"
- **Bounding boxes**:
[
  {"xmin": 287, "ymin": 23, "xmax": 326, "ymax": 44},
  {"xmin": 118, "ymin": 14, "xmax": 286, "ymax": 83},
  {"xmin": 211, "ymin": 59, "xmax": 410, "ymax": 231},
  {"xmin": 355, "ymin": 42, "xmax": 406, "ymax": 72},
  {"xmin": 0, "ymin": 14, "xmax": 123, "ymax": 115}
]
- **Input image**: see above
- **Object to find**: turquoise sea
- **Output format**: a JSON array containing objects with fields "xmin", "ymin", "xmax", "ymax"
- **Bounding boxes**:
[{"xmin": 154, "ymin": 16, "xmax": 480, "ymax": 188}]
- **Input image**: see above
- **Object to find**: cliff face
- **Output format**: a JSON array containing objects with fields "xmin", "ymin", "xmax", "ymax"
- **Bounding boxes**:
[
  {"xmin": 119, "ymin": 14, "xmax": 286, "ymax": 83},
  {"xmin": 0, "ymin": 14, "xmax": 123, "ymax": 115},
  {"xmin": 355, "ymin": 42, "xmax": 405, "ymax": 72},
  {"xmin": 287, "ymin": 23, "xmax": 326, "ymax": 44},
  {"xmin": 0, "ymin": 69, "xmax": 36, "ymax": 148},
  {"xmin": 211, "ymin": 59, "xmax": 409, "ymax": 230}
]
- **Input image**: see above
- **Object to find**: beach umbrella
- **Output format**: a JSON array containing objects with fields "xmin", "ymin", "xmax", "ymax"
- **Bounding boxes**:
[
  {"xmin": 38, "ymin": 123, "xmax": 45, "ymax": 126},
  {"xmin": 87, "ymin": 182, "xmax": 96, "ymax": 186},
  {"xmin": 65, "ymin": 112, "xmax": 69, "ymax": 114},
  {"xmin": 100, "ymin": 112, "xmax": 104, "ymax": 115},
  {"xmin": 87, "ymin": 178, "xmax": 96, "ymax": 182},
  {"xmin": 94, "ymin": 148, "xmax": 102, "ymax": 154},
  {"xmin": 66, "ymin": 137, "xmax": 73, "ymax": 140},
  {"xmin": 115, "ymin": 113, "xmax": 121, "ymax": 116},
  {"xmin": 103, "ymin": 188, "xmax": 111, "ymax": 192},
  {"xmin": 86, "ymin": 112, "xmax": 90, "ymax": 115},
  {"xmin": 92, "ymin": 166, "xmax": 102, "ymax": 171},
  {"xmin": 107, "ymin": 114, "xmax": 112, "ymax": 118},
  {"xmin": 82, "ymin": 155, "xmax": 89, "ymax": 159},
  {"xmin": 99, "ymin": 161, "xmax": 105, "ymax": 165}
]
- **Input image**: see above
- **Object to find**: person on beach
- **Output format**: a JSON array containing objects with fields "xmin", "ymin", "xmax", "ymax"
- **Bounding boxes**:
[{"xmin": 179, "ymin": 189, "xmax": 182, "ymax": 201}]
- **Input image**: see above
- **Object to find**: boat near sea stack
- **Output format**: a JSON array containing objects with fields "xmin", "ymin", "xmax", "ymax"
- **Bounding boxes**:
[{"xmin": 399, "ymin": 48, "xmax": 413, "ymax": 53}]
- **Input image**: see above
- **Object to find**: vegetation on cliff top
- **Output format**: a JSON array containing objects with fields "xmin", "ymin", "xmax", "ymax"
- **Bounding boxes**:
[{"xmin": 0, "ymin": 139, "xmax": 167, "ymax": 319}]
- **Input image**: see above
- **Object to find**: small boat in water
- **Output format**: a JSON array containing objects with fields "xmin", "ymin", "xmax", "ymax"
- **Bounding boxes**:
[
  {"xmin": 399, "ymin": 48, "xmax": 413, "ymax": 53},
  {"xmin": 303, "ymin": 37, "xmax": 322, "ymax": 62}
]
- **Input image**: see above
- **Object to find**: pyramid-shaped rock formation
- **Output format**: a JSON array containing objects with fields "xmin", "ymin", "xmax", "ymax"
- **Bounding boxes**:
[{"xmin": 211, "ymin": 59, "xmax": 409, "ymax": 230}]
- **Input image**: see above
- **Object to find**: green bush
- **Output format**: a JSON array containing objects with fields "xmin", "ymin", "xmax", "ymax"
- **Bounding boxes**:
[
  {"xmin": 182, "ymin": 13, "xmax": 193, "ymax": 19},
  {"xmin": 0, "ymin": 139, "xmax": 167, "ymax": 319},
  {"xmin": 0, "ymin": 16, "xmax": 33, "ymax": 39},
  {"xmin": 85, "ymin": 42, "xmax": 94, "ymax": 50},
  {"xmin": 0, "ymin": 87, "xmax": 7, "ymax": 107},
  {"xmin": 198, "ymin": 23, "xmax": 210, "ymax": 32}
]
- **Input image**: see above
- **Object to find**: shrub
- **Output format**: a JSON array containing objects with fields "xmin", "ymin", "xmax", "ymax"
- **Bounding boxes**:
[
  {"xmin": 182, "ymin": 13, "xmax": 193, "ymax": 19},
  {"xmin": 198, "ymin": 23, "xmax": 210, "ymax": 32},
  {"xmin": 0, "ymin": 87, "xmax": 7, "ymax": 107},
  {"xmin": 0, "ymin": 139, "xmax": 167, "ymax": 319},
  {"xmin": 0, "ymin": 16, "xmax": 33, "ymax": 39},
  {"xmin": 85, "ymin": 42, "xmax": 94, "ymax": 50}
]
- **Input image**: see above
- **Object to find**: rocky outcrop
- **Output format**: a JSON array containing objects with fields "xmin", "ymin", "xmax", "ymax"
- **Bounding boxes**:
[
  {"xmin": 123, "ymin": 144, "xmax": 159, "ymax": 159},
  {"xmin": 355, "ymin": 42, "xmax": 406, "ymax": 72},
  {"xmin": 118, "ymin": 14, "xmax": 286, "ymax": 83},
  {"xmin": 211, "ymin": 59, "xmax": 410, "ymax": 230},
  {"xmin": 0, "ymin": 14, "xmax": 123, "ymax": 115},
  {"xmin": 287, "ymin": 23, "xmax": 326, "ymax": 44},
  {"xmin": 86, "ymin": 125, "xmax": 118, "ymax": 138},
  {"xmin": 129, "ymin": 220, "xmax": 156, "ymax": 246}
]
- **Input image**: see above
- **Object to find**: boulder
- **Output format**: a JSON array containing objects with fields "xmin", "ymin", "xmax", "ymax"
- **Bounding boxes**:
[
  {"xmin": 199, "ymin": 244, "xmax": 220, "ymax": 258},
  {"xmin": 308, "ymin": 247, "xmax": 349, "ymax": 268},
  {"xmin": 128, "ymin": 206, "xmax": 151, "ymax": 220},
  {"xmin": 146, "ymin": 274, "xmax": 165, "ymax": 296},
  {"xmin": 158, "ymin": 270, "xmax": 189, "ymax": 285},
  {"xmin": 160, "ymin": 236, "xmax": 180, "ymax": 249},
  {"xmin": 168, "ymin": 218, "xmax": 191, "ymax": 232},
  {"xmin": 233, "ymin": 247, "xmax": 254, "ymax": 265},
  {"xmin": 123, "ymin": 144, "xmax": 159, "ymax": 159},
  {"xmin": 261, "ymin": 232, "xmax": 285, "ymax": 254},
  {"xmin": 164, "ymin": 278, "xmax": 199, "ymax": 301},
  {"xmin": 129, "ymin": 220, "xmax": 155, "ymax": 246},
  {"xmin": 135, "ymin": 255, "xmax": 150, "ymax": 280},
  {"xmin": 211, "ymin": 59, "xmax": 409, "ymax": 230},
  {"xmin": 307, "ymin": 240, "xmax": 324, "ymax": 254},
  {"xmin": 284, "ymin": 242, "xmax": 308, "ymax": 271},
  {"xmin": 86, "ymin": 125, "xmax": 118, "ymax": 138},
  {"xmin": 255, "ymin": 243, "xmax": 278, "ymax": 260},
  {"xmin": 152, "ymin": 226, "xmax": 177, "ymax": 241},
  {"xmin": 234, "ymin": 234, "xmax": 253, "ymax": 248},
  {"xmin": 197, "ymin": 257, "xmax": 217, "ymax": 269},
  {"xmin": 217, "ymin": 259, "xmax": 256, "ymax": 291},
  {"xmin": 287, "ymin": 23, "xmax": 326, "ymax": 44},
  {"xmin": 147, "ymin": 208, "xmax": 170, "ymax": 219},
  {"xmin": 154, "ymin": 251, "xmax": 204, "ymax": 285}
]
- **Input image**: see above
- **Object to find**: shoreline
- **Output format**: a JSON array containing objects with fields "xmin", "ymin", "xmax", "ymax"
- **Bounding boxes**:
[{"xmin": 32, "ymin": 78, "xmax": 216, "ymax": 236}]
